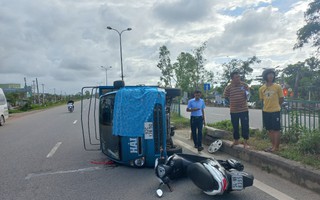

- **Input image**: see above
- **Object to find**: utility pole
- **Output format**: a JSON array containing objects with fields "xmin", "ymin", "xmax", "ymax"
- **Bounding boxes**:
[
  {"xmin": 41, "ymin": 84, "xmax": 45, "ymax": 104},
  {"xmin": 36, "ymin": 78, "xmax": 40, "ymax": 104},
  {"xmin": 24, "ymin": 77, "xmax": 27, "ymax": 98},
  {"xmin": 32, "ymin": 80, "xmax": 36, "ymax": 104},
  {"xmin": 54, "ymin": 88, "xmax": 56, "ymax": 102}
]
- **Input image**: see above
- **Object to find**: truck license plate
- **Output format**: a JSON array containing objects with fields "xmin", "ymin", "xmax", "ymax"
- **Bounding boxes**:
[{"xmin": 231, "ymin": 174, "xmax": 243, "ymax": 190}]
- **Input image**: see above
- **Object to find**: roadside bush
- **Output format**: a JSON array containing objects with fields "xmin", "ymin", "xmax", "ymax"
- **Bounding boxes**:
[
  {"xmin": 297, "ymin": 130, "xmax": 320, "ymax": 154},
  {"xmin": 207, "ymin": 120, "xmax": 233, "ymax": 132},
  {"xmin": 281, "ymin": 125, "xmax": 305, "ymax": 144},
  {"xmin": 251, "ymin": 129, "xmax": 268, "ymax": 140},
  {"xmin": 19, "ymin": 102, "xmax": 32, "ymax": 111}
]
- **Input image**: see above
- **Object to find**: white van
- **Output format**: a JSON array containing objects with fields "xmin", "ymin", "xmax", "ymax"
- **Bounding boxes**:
[{"xmin": 0, "ymin": 88, "xmax": 9, "ymax": 126}]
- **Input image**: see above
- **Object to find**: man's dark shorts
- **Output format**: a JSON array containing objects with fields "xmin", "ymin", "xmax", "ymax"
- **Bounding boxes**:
[{"xmin": 263, "ymin": 111, "xmax": 281, "ymax": 131}]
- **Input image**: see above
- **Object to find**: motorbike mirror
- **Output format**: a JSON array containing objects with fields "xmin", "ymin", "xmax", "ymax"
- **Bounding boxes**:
[{"xmin": 156, "ymin": 189, "xmax": 163, "ymax": 198}]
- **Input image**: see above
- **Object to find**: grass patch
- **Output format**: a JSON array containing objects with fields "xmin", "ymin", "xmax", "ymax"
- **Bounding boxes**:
[
  {"xmin": 277, "ymin": 144, "xmax": 320, "ymax": 168},
  {"xmin": 9, "ymin": 101, "xmax": 71, "ymax": 114},
  {"xmin": 9, "ymin": 109, "xmax": 24, "ymax": 114},
  {"xmin": 174, "ymin": 115, "xmax": 320, "ymax": 169},
  {"xmin": 171, "ymin": 113, "xmax": 190, "ymax": 129},
  {"xmin": 207, "ymin": 120, "xmax": 233, "ymax": 132}
]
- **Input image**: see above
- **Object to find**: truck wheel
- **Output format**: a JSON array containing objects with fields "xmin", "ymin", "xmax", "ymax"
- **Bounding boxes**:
[
  {"xmin": 0, "ymin": 116, "xmax": 5, "ymax": 126},
  {"xmin": 164, "ymin": 88, "xmax": 181, "ymax": 98},
  {"xmin": 166, "ymin": 145, "xmax": 182, "ymax": 156}
]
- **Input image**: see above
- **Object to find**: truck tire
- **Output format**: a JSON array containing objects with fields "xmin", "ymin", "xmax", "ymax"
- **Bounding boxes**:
[
  {"xmin": 166, "ymin": 145, "xmax": 182, "ymax": 156},
  {"xmin": 164, "ymin": 88, "xmax": 181, "ymax": 98}
]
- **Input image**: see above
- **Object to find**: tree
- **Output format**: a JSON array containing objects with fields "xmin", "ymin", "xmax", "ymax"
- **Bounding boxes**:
[
  {"xmin": 174, "ymin": 52, "xmax": 197, "ymax": 93},
  {"xmin": 221, "ymin": 56, "xmax": 261, "ymax": 88},
  {"xmin": 283, "ymin": 57, "xmax": 320, "ymax": 100},
  {"xmin": 294, "ymin": 0, "xmax": 320, "ymax": 52},
  {"xmin": 156, "ymin": 45, "xmax": 175, "ymax": 87},
  {"xmin": 194, "ymin": 42, "xmax": 214, "ymax": 91},
  {"xmin": 5, "ymin": 92, "xmax": 21, "ymax": 107},
  {"xmin": 173, "ymin": 43, "xmax": 214, "ymax": 96},
  {"xmin": 157, "ymin": 43, "xmax": 214, "ymax": 97}
]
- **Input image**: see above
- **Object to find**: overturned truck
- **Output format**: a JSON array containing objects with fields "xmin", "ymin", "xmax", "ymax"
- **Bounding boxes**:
[{"xmin": 81, "ymin": 81, "xmax": 182, "ymax": 167}]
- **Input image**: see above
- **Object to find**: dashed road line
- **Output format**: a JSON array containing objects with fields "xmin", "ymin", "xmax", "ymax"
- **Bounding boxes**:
[
  {"xmin": 46, "ymin": 142, "xmax": 62, "ymax": 158},
  {"xmin": 25, "ymin": 166, "xmax": 102, "ymax": 180}
]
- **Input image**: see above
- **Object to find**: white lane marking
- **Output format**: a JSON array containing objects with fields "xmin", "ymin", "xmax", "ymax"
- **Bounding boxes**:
[
  {"xmin": 254, "ymin": 179, "xmax": 295, "ymax": 200},
  {"xmin": 174, "ymin": 139, "xmax": 199, "ymax": 154},
  {"xmin": 46, "ymin": 142, "xmax": 62, "ymax": 158},
  {"xmin": 210, "ymin": 114, "xmax": 226, "ymax": 116},
  {"xmin": 25, "ymin": 166, "xmax": 102, "ymax": 180},
  {"xmin": 174, "ymin": 139, "xmax": 296, "ymax": 200},
  {"xmin": 73, "ymin": 120, "xmax": 77, "ymax": 124}
]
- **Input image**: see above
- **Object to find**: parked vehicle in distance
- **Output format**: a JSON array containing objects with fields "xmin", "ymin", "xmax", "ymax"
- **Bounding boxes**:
[
  {"xmin": 0, "ymin": 88, "xmax": 9, "ymax": 126},
  {"xmin": 247, "ymin": 102, "xmax": 256, "ymax": 109}
]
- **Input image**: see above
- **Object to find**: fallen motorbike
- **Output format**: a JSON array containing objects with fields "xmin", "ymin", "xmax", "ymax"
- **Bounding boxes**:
[{"xmin": 154, "ymin": 153, "xmax": 254, "ymax": 197}]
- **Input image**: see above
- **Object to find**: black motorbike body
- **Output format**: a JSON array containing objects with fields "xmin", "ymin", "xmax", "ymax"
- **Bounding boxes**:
[{"xmin": 155, "ymin": 153, "xmax": 254, "ymax": 196}]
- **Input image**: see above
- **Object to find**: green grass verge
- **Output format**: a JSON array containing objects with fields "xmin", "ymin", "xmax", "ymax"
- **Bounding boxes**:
[
  {"xmin": 171, "ymin": 114, "xmax": 320, "ymax": 169},
  {"xmin": 9, "ymin": 101, "xmax": 71, "ymax": 114},
  {"xmin": 171, "ymin": 113, "xmax": 190, "ymax": 129},
  {"xmin": 277, "ymin": 144, "xmax": 320, "ymax": 168}
]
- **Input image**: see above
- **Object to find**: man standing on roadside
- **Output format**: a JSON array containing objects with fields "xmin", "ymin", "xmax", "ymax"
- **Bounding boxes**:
[
  {"xmin": 223, "ymin": 71, "xmax": 250, "ymax": 148},
  {"xmin": 186, "ymin": 90, "xmax": 206, "ymax": 152},
  {"xmin": 259, "ymin": 69, "xmax": 284, "ymax": 152}
]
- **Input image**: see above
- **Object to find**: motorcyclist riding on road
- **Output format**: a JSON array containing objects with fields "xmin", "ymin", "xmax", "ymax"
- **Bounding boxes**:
[{"xmin": 67, "ymin": 100, "xmax": 74, "ymax": 112}]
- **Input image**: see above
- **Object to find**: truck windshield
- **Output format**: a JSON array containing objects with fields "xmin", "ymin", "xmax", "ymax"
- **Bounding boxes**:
[{"xmin": 99, "ymin": 93, "xmax": 120, "ymax": 160}]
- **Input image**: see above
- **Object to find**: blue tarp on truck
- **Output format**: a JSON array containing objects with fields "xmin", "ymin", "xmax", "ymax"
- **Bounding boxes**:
[{"xmin": 112, "ymin": 86, "xmax": 166, "ymax": 137}]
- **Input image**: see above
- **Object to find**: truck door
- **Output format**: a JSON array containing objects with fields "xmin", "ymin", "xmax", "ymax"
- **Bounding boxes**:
[
  {"xmin": 80, "ymin": 86, "xmax": 116, "ymax": 151},
  {"xmin": 80, "ymin": 86, "xmax": 100, "ymax": 151},
  {"xmin": 99, "ymin": 93, "xmax": 121, "ymax": 160}
]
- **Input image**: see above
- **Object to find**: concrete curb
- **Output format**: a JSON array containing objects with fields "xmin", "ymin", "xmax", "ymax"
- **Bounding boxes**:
[{"xmin": 203, "ymin": 126, "xmax": 320, "ymax": 195}]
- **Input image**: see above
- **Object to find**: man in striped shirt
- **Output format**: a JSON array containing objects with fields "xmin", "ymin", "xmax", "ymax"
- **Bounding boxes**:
[{"xmin": 223, "ymin": 71, "xmax": 250, "ymax": 148}]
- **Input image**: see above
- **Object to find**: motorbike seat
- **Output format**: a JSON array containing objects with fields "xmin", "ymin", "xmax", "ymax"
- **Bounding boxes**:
[{"xmin": 187, "ymin": 162, "xmax": 219, "ymax": 192}]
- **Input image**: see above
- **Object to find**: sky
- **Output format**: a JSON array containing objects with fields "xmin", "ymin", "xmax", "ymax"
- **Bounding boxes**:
[{"xmin": 0, "ymin": 0, "xmax": 315, "ymax": 94}]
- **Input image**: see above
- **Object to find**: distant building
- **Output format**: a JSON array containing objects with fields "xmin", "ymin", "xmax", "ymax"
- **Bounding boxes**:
[
  {"xmin": 0, "ymin": 83, "xmax": 32, "ymax": 97},
  {"xmin": 0, "ymin": 83, "xmax": 21, "ymax": 89}
]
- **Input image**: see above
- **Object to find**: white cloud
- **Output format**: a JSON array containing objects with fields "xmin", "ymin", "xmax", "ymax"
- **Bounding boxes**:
[
  {"xmin": 0, "ymin": 0, "xmax": 315, "ymax": 94},
  {"xmin": 153, "ymin": 0, "xmax": 214, "ymax": 25}
]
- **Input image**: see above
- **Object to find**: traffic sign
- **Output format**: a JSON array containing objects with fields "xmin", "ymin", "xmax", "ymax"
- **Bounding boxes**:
[{"xmin": 204, "ymin": 83, "xmax": 210, "ymax": 91}]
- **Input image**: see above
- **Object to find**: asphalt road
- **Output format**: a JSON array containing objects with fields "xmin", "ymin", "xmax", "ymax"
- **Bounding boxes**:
[
  {"xmin": 0, "ymin": 101, "xmax": 319, "ymax": 200},
  {"xmin": 180, "ymin": 104, "xmax": 264, "ymax": 129}
]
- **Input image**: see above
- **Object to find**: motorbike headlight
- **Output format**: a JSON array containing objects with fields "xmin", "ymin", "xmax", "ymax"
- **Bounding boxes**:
[
  {"xmin": 157, "ymin": 165, "xmax": 166, "ymax": 178},
  {"xmin": 134, "ymin": 157, "xmax": 145, "ymax": 167}
]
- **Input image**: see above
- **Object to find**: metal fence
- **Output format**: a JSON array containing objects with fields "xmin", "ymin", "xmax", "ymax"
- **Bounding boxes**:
[
  {"xmin": 281, "ymin": 99, "xmax": 320, "ymax": 132},
  {"xmin": 170, "ymin": 102, "xmax": 181, "ymax": 116}
]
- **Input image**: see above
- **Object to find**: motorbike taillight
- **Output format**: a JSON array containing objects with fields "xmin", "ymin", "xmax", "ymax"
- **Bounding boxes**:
[{"xmin": 222, "ymin": 178, "xmax": 227, "ymax": 191}]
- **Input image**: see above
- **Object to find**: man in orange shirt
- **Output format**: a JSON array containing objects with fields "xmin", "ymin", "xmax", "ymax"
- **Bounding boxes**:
[{"xmin": 223, "ymin": 71, "xmax": 250, "ymax": 148}]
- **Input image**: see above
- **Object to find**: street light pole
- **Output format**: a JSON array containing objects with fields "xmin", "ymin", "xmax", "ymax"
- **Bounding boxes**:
[
  {"xmin": 106, "ymin": 26, "xmax": 132, "ymax": 81},
  {"xmin": 100, "ymin": 66, "xmax": 112, "ymax": 85}
]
